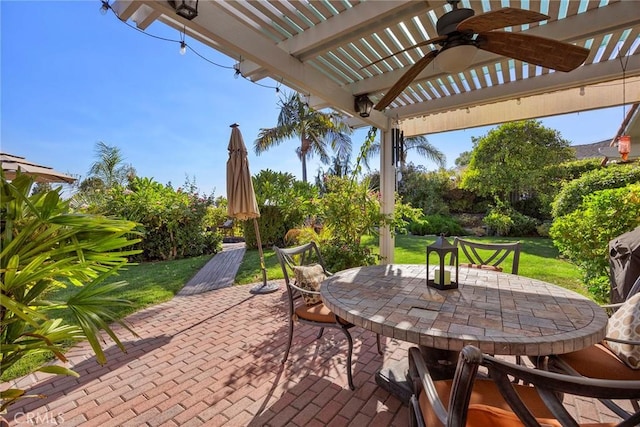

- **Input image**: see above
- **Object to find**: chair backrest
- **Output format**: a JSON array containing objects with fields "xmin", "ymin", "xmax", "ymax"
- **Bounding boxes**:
[
  {"xmin": 451, "ymin": 237, "xmax": 520, "ymax": 275},
  {"xmin": 273, "ymin": 242, "xmax": 329, "ymax": 304},
  {"xmin": 409, "ymin": 345, "xmax": 640, "ymax": 427}
]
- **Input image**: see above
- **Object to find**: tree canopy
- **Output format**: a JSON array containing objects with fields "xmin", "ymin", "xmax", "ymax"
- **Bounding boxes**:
[
  {"xmin": 460, "ymin": 120, "xmax": 574, "ymax": 203},
  {"xmin": 254, "ymin": 92, "xmax": 352, "ymax": 183}
]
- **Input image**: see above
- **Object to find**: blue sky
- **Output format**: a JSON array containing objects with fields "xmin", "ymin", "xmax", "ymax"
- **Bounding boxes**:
[{"xmin": 1, "ymin": 1, "xmax": 625, "ymax": 198}]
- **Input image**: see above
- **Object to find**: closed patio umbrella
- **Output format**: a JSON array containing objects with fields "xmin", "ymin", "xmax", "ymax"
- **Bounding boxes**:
[{"xmin": 226, "ymin": 123, "xmax": 278, "ymax": 294}]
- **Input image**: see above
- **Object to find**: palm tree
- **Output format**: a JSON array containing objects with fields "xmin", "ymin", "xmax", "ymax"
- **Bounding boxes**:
[
  {"xmin": 254, "ymin": 92, "xmax": 352, "ymax": 183},
  {"xmin": 362, "ymin": 134, "xmax": 446, "ymax": 171},
  {"xmin": 88, "ymin": 141, "xmax": 136, "ymax": 188}
]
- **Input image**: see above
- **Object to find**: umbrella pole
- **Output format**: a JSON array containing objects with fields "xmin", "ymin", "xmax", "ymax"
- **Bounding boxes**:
[
  {"xmin": 249, "ymin": 217, "xmax": 279, "ymax": 294},
  {"xmin": 254, "ymin": 218, "xmax": 268, "ymax": 285}
]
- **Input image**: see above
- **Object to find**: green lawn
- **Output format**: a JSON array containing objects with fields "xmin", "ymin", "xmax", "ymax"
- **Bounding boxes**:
[{"xmin": 238, "ymin": 235, "xmax": 587, "ymax": 297}]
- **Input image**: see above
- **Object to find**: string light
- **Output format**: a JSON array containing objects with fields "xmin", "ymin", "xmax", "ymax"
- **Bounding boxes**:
[
  {"xmin": 99, "ymin": 0, "xmax": 109, "ymax": 15},
  {"xmin": 579, "ymin": 86, "xmax": 585, "ymax": 96},
  {"xmin": 101, "ymin": 1, "xmax": 283, "ymax": 95}
]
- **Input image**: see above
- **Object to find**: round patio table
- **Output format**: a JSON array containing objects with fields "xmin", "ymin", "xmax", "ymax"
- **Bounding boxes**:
[{"xmin": 321, "ymin": 264, "xmax": 608, "ymax": 402}]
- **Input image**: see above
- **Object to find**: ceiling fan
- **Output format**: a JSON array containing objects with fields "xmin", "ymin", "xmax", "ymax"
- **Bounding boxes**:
[{"xmin": 371, "ymin": 0, "xmax": 590, "ymax": 111}]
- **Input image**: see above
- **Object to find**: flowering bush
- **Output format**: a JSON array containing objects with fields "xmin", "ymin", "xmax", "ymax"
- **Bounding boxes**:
[{"xmin": 105, "ymin": 177, "xmax": 222, "ymax": 261}]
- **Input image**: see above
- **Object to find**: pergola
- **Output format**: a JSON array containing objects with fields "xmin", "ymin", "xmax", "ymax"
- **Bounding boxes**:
[{"xmin": 111, "ymin": 0, "xmax": 640, "ymax": 262}]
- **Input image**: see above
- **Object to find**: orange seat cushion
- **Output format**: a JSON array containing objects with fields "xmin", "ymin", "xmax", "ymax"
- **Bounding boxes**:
[
  {"xmin": 466, "ymin": 404, "xmax": 615, "ymax": 427},
  {"xmin": 294, "ymin": 303, "xmax": 337, "ymax": 324},
  {"xmin": 557, "ymin": 343, "xmax": 640, "ymax": 380},
  {"xmin": 419, "ymin": 379, "xmax": 615, "ymax": 427}
]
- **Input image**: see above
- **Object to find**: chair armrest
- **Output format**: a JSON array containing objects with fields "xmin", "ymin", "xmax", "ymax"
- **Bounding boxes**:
[
  {"xmin": 601, "ymin": 302, "xmax": 623, "ymax": 311},
  {"xmin": 603, "ymin": 337, "xmax": 640, "ymax": 346},
  {"xmin": 408, "ymin": 347, "xmax": 449, "ymax": 425},
  {"xmin": 288, "ymin": 281, "xmax": 321, "ymax": 295}
]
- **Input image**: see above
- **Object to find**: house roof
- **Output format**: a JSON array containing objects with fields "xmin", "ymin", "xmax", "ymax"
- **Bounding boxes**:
[{"xmin": 573, "ymin": 140, "xmax": 611, "ymax": 159}]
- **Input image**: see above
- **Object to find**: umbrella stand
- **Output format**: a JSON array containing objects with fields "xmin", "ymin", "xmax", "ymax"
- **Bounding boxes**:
[{"xmin": 249, "ymin": 217, "xmax": 279, "ymax": 294}]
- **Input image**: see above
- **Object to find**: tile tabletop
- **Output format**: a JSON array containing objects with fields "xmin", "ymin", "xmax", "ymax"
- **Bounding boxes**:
[{"xmin": 321, "ymin": 264, "xmax": 609, "ymax": 356}]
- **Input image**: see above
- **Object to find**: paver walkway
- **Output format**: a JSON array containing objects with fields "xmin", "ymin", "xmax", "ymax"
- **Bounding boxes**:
[
  {"xmin": 2, "ymin": 244, "xmax": 631, "ymax": 426},
  {"xmin": 179, "ymin": 243, "xmax": 246, "ymax": 296}
]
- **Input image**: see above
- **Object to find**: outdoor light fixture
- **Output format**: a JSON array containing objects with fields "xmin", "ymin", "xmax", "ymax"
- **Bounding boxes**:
[
  {"xmin": 434, "ymin": 45, "xmax": 478, "ymax": 74},
  {"xmin": 169, "ymin": 0, "xmax": 198, "ymax": 20},
  {"xmin": 427, "ymin": 234, "xmax": 458, "ymax": 290},
  {"xmin": 618, "ymin": 135, "xmax": 631, "ymax": 161},
  {"xmin": 354, "ymin": 94, "xmax": 373, "ymax": 118},
  {"xmin": 99, "ymin": 0, "xmax": 109, "ymax": 15}
]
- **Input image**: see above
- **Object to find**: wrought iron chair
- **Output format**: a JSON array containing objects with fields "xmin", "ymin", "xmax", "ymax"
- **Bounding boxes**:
[
  {"xmin": 273, "ymin": 242, "xmax": 381, "ymax": 390},
  {"xmin": 451, "ymin": 237, "xmax": 521, "ymax": 275},
  {"xmin": 408, "ymin": 345, "xmax": 640, "ymax": 427},
  {"xmin": 536, "ymin": 280, "xmax": 640, "ymax": 418}
]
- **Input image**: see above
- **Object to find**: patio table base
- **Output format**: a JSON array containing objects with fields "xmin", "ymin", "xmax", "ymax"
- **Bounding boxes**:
[{"xmin": 376, "ymin": 347, "xmax": 459, "ymax": 405}]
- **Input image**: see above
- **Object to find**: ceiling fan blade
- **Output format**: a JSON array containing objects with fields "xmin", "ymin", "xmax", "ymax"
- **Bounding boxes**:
[
  {"xmin": 457, "ymin": 7, "xmax": 548, "ymax": 33},
  {"xmin": 362, "ymin": 36, "xmax": 446, "ymax": 69},
  {"xmin": 477, "ymin": 31, "xmax": 589, "ymax": 72},
  {"xmin": 374, "ymin": 50, "xmax": 438, "ymax": 111}
]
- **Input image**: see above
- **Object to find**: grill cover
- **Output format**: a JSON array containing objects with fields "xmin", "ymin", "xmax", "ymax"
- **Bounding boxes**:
[{"xmin": 609, "ymin": 225, "xmax": 640, "ymax": 303}]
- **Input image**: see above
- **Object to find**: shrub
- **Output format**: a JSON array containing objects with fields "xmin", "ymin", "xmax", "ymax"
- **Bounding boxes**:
[
  {"xmin": 104, "ymin": 177, "xmax": 222, "ymax": 261},
  {"xmin": 544, "ymin": 158, "xmax": 603, "ymax": 183},
  {"xmin": 483, "ymin": 201, "xmax": 538, "ymax": 237},
  {"xmin": 536, "ymin": 221, "xmax": 552, "ymax": 237},
  {"xmin": 483, "ymin": 211, "xmax": 514, "ymax": 236},
  {"xmin": 407, "ymin": 215, "xmax": 465, "ymax": 236},
  {"xmin": 443, "ymin": 188, "xmax": 486, "ymax": 214},
  {"xmin": 321, "ymin": 239, "xmax": 378, "ymax": 272},
  {"xmin": 550, "ymin": 183, "xmax": 640, "ymax": 301},
  {"xmin": 551, "ymin": 163, "xmax": 640, "ymax": 218},
  {"xmin": 243, "ymin": 205, "xmax": 290, "ymax": 249}
]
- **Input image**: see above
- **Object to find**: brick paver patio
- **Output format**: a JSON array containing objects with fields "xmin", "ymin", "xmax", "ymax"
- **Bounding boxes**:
[{"xmin": 2, "ymin": 245, "xmax": 631, "ymax": 426}]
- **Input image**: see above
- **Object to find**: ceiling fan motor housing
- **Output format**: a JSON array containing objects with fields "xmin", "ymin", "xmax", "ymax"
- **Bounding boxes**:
[{"xmin": 437, "ymin": 8, "xmax": 475, "ymax": 36}]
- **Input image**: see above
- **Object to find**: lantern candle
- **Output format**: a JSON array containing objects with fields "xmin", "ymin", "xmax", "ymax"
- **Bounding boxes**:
[{"xmin": 434, "ymin": 269, "xmax": 451, "ymax": 285}]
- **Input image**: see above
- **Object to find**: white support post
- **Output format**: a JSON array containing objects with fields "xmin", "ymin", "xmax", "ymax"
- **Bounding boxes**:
[{"xmin": 379, "ymin": 125, "xmax": 395, "ymax": 265}]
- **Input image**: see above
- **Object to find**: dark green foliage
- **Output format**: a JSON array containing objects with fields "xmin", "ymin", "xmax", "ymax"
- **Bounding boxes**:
[
  {"xmin": 397, "ymin": 164, "xmax": 452, "ymax": 215},
  {"xmin": 443, "ymin": 188, "xmax": 488, "ymax": 214},
  {"xmin": 104, "ymin": 177, "xmax": 222, "ymax": 261},
  {"xmin": 551, "ymin": 163, "xmax": 640, "ymax": 218},
  {"xmin": 243, "ymin": 205, "xmax": 289, "ymax": 249},
  {"xmin": 483, "ymin": 200, "xmax": 538, "ymax": 237},
  {"xmin": 511, "ymin": 196, "xmax": 547, "ymax": 220},
  {"xmin": 407, "ymin": 214, "xmax": 465, "ymax": 236},
  {"xmin": 321, "ymin": 239, "xmax": 378, "ymax": 272},
  {"xmin": 550, "ymin": 183, "xmax": 640, "ymax": 301},
  {"xmin": 544, "ymin": 158, "xmax": 603, "ymax": 183},
  {"xmin": 252, "ymin": 169, "xmax": 317, "ymax": 227},
  {"xmin": 461, "ymin": 120, "xmax": 574, "ymax": 204}
]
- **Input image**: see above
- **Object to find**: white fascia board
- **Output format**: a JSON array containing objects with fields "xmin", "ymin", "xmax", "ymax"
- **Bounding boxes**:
[{"xmin": 400, "ymin": 76, "xmax": 640, "ymax": 136}]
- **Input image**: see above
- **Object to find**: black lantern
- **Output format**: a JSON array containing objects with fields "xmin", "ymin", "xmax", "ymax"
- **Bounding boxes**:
[
  {"xmin": 169, "ymin": 0, "xmax": 198, "ymax": 20},
  {"xmin": 426, "ymin": 234, "xmax": 458, "ymax": 290},
  {"xmin": 354, "ymin": 94, "xmax": 373, "ymax": 117}
]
